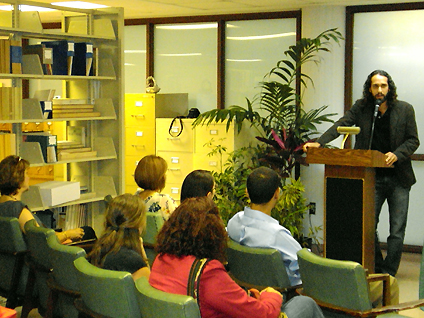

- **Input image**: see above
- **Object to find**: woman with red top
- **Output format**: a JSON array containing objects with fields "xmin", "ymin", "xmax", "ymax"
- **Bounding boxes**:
[{"xmin": 149, "ymin": 197, "xmax": 324, "ymax": 318}]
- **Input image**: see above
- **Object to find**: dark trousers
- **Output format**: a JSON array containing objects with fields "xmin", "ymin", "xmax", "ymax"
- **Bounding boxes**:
[{"xmin": 374, "ymin": 174, "xmax": 410, "ymax": 276}]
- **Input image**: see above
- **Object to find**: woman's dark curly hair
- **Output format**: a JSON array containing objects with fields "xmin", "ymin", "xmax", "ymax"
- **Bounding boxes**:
[
  {"xmin": 155, "ymin": 197, "xmax": 227, "ymax": 264},
  {"xmin": 362, "ymin": 70, "xmax": 398, "ymax": 104},
  {"xmin": 0, "ymin": 155, "xmax": 30, "ymax": 196}
]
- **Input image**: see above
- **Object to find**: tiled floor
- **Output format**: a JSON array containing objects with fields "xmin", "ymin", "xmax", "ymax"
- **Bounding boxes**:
[
  {"xmin": 3, "ymin": 252, "xmax": 424, "ymax": 318},
  {"xmin": 397, "ymin": 252, "xmax": 424, "ymax": 318}
]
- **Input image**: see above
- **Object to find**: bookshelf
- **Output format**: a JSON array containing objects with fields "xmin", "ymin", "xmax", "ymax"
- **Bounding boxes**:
[{"xmin": 0, "ymin": 0, "xmax": 124, "ymax": 233}]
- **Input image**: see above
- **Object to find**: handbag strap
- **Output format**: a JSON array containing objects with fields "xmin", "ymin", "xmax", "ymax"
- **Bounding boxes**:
[
  {"xmin": 187, "ymin": 258, "xmax": 211, "ymax": 305},
  {"xmin": 168, "ymin": 116, "xmax": 185, "ymax": 137}
]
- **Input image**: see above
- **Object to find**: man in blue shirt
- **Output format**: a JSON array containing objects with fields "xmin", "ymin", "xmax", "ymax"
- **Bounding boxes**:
[{"xmin": 227, "ymin": 166, "xmax": 302, "ymax": 286}]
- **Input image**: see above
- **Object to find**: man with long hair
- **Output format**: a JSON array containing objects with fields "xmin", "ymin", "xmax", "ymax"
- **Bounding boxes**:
[{"xmin": 304, "ymin": 70, "xmax": 419, "ymax": 276}]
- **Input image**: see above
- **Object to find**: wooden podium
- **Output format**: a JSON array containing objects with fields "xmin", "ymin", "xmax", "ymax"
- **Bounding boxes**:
[{"xmin": 306, "ymin": 148, "xmax": 388, "ymax": 273}]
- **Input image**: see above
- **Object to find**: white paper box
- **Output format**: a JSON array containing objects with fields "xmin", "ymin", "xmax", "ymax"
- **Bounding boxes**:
[{"xmin": 36, "ymin": 181, "xmax": 80, "ymax": 206}]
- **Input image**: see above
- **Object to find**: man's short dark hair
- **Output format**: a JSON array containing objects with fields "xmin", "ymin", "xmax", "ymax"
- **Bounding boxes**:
[{"xmin": 247, "ymin": 167, "xmax": 280, "ymax": 204}]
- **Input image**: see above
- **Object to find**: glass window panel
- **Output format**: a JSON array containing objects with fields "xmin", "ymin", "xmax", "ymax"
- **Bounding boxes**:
[
  {"xmin": 124, "ymin": 25, "xmax": 147, "ymax": 94},
  {"xmin": 225, "ymin": 19, "xmax": 296, "ymax": 111},
  {"xmin": 353, "ymin": 10, "xmax": 424, "ymax": 152},
  {"xmin": 154, "ymin": 23, "xmax": 218, "ymax": 114}
]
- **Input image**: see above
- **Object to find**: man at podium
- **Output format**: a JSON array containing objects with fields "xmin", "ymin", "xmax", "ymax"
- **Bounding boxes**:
[{"xmin": 303, "ymin": 70, "xmax": 419, "ymax": 276}]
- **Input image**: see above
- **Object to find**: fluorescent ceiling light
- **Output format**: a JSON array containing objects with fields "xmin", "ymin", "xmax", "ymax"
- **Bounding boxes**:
[
  {"xmin": 0, "ymin": 4, "xmax": 55, "ymax": 11},
  {"xmin": 157, "ymin": 23, "xmax": 217, "ymax": 30},
  {"xmin": 227, "ymin": 59, "xmax": 263, "ymax": 62},
  {"xmin": 227, "ymin": 32, "xmax": 296, "ymax": 41},
  {"xmin": 51, "ymin": 1, "xmax": 108, "ymax": 9},
  {"xmin": 158, "ymin": 53, "xmax": 202, "ymax": 57}
]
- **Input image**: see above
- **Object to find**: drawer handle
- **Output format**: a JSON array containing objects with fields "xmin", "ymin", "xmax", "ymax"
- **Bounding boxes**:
[
  {"xmin": 168, "ymin": 168, "xmax": 181, "ymax": 171},
  {"xmin": 167, "ymin": 137, "xmax": 180, "ymax": 141},
  {"xmin": 131, "ymin": 114, "xmax": 145, "ymax": 119},
  {"xmin": 131, "ymin": 145, "xmax": 145, "ymax": 148}
]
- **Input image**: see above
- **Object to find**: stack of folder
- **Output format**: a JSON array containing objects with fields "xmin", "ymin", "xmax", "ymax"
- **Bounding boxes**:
[{"xmin": 52, "ymin": 99, "xmax": 100, "ymax": 118}]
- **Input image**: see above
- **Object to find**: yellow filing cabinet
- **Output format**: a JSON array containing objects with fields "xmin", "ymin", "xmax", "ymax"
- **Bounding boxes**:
[
  {"xmin": 124, "ymin": 93, "xmax": 188, "ymax": 193},
  {"xmin": 155, "ymin": 118, "xmax": 254, "ymax": 202}
]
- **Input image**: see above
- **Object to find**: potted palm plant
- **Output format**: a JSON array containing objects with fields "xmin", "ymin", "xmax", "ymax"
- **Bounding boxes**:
[{"xmin": 194, "ymin": 28, "xmax": 343, "ymax": 245}]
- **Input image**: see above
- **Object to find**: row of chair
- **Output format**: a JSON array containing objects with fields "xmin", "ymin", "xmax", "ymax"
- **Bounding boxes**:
[
  {"xmin": 0, "ymin": 216, "xmax": 200, "ymax": 318},
  {"xmin": 2, "ymin": 212, "xmax": 424, "ymax": 318}
]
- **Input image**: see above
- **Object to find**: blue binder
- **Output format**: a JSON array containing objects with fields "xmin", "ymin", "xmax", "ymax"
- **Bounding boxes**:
[
  {"xmin": 72, "ymin": 42, "xmax": 94, "ymax": 76},
  {"xmin": 41, "ymin": 40, "xmax": 75, "ymax": 75}
]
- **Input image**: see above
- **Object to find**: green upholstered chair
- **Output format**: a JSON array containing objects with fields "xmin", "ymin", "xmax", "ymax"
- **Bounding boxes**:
[
  {"xmin": 21, "ymin": 219, "xmax": 58, "ymax": 318},
  {"xmin": 141, "ymin": 212, "xmax": 164, "ymax": 265},
  {"xmin": 135, "ymin": 276, "xmax": 201, "ymax": 318},
  {"xmin": 226, "ymin": 238, "xmax": 294, "ymax": 295},
  {"xmin": 0, "ymin": 216, "xmax": 29, "ymax": 309},
  {"xmin": 47, "ymin": 237, "xmax": 87, "ymax": 318},
  {"xmin": 297, "ymin": 248, "xmax": 424, "ymax": 318},
  {"xmin": 73, "ymin": 257, "xmax": 141, "ymax": 318}
]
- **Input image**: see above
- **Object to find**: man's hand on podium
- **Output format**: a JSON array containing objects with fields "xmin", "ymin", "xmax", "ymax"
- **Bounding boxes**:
[
  {"xmin": 385, "ymin": 152, "xmax": 398, "ymax": 166},
  {"xmin": 303, "ymin": 142, "xmax": 321, "ymax": 153}
]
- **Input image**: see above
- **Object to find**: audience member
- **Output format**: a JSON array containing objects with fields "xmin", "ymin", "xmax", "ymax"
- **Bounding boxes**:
[
  {"xmin": 180, "ymin": 169, "xmax": 214, "ymax": 201},
  {"xmin": 149, "ymin": 196, "xmax": 324, "ymax": 318},
  {"xmin": 87, "ymin": 193, "xmax": 150, "ymax": 280},
  {"xmin": 227, "ymin": 167, "xmax": 302, "ymax": 286},
  {"xmin": 134, "ymin": 155, "xmax": 176, "ymax": 220},
  {"xmin": 0, "ymin": 155, "xmax": 90, "ymax": 243}
]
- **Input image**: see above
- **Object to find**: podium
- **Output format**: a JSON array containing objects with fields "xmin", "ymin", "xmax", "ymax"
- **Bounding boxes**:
[{"xmin": 306, "ymin": 148, "xmax": 388, "ymax": 273}]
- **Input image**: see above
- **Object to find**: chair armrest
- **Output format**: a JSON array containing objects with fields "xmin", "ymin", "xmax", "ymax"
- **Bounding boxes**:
[{"xmin": 367, "ymin": 273, "xmax": 391, "ymax": 306}]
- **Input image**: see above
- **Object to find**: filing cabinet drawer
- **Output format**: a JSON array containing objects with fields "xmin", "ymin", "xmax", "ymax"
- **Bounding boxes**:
[
  {"xmin": 125, "ymin": 126, "xmax": 155, "ymax": 156},
  {"xmin": 162, "ymin": 182, "xmax": 182, "ymax": 203},
  {"xmin": 193, "ymin": 152, "xmax": 230, "ymax": 173},
  {"xmin": 195, "ymin": 123, "xmax": 235, "ymax": 154},
  {"xmin": 125, "ymin": 156, "xmax": 140, "ymax": 187},
  {"xmin": 125, "ymin": 94, "xmax": 155, "ymax": 127},
  {"xmin": 156, "ymin": 118, "xmax": 194, "ymax": 152},
  {"xmin": 157, "ymin": 151, "xmax": 193, "ymax": 184}
]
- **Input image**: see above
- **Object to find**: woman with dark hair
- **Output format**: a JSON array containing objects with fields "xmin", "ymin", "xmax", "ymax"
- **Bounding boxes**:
[
  {"xmin": 180, "ymin": 169, "xmax": 214, "ymax": 202},
  {"xmin": 150, "ymin": 197, "xmax": 322, "ymax": 318},
  {"xmin": 0, "ymin": 155, "xmax": 85, "ymax": 243},
  {"xmin": 134, "ymin": 155, "xmax": 176, "ymax": 220},
  {"xmin": 87, "ymin": 193, "xmax": 150, "ymax": 280}
]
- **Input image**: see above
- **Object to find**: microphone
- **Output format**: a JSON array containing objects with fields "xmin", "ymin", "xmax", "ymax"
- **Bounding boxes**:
[{"xmin": 369, "ymin": 96, "xmax": 386, "ymax": 149}]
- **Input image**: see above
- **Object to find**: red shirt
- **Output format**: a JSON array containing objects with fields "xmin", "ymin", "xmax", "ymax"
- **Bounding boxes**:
[{"xmin": 149, "ymin": 254, "xmax": 282, "ymax": 318}]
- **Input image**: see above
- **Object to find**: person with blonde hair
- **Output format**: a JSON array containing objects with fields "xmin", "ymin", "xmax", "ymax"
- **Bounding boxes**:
[
  {"xmin": 0, "ymin": 155, "xmax": 87, "ymax": 243},
  {"xmin": 87, "ymin": 193, "xmax": 150, "ymax": 280},
  {"xmin": 134, "ymin": 155, "xmax": 176, "ymax": 220}
]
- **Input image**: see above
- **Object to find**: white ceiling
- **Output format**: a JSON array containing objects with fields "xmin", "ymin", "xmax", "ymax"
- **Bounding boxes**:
[{"xmin": 35, "ymin": 0, "xmax": 422, "ymax": 20}]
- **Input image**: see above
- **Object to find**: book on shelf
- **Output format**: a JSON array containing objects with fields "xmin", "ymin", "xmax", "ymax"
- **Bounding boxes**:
[
  {"xmin": 42, "ymin": 40, "xmax": 75, "ymax": 76},
  {"xmin": 52, "ymin": 111, "xmax": 101, "ymax": 119},
  {"xmin": 24, "ymin": 133, "xmax": 57, "ymax": 163},
  {"xmin": 10, "ymin": 40, "xmax": 22, "ymax": 74},
  {"xmin": 23, "ymin": 44, "xmax": 53, "ymax": 75},
  {"xmin": 52, "ymin": 98, "xmax": 87, "ymax": 105},
  {"xmin": 40, "ymin": 101, "xmax": 53, "ymax": 119},
  {"xmin": 0, "ymin": 133, "xmax": 16, "ymax": 159},
  {"xmin": 0, "ymin": 37, "xmax": 10, "ymax": 74},
  {"xmin": 57, "ymin": 140, "xmax": 84, "ymax": 149},
  {"xmin": 0, "ymin": 86, "xmax": 22, "ymax": 120},
  {"xmin": 72, "ymin": 42, "xmax": 94, "ymax": 76},
  {"xmin": 33, "ymin": 89, "xmax": 55, "ymax": 119},
  {"xmin": 58, "ymin": 150, "xmax": 97, "ymax": 161}
]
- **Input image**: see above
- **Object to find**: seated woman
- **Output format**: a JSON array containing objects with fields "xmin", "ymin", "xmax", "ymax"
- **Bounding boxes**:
[
  {"xmin": 180, "ymin": 169, "xmax": 214, "ymax": 202},
  {"xmin": 0, "ymin": 155, "xmax": 89, "ymax": 243},
  {"xmin": 149, "ymin": 197, "xmax": 324, "ymax": 318},
  {"xmin": 134, "ymin": 155, "xmax": 176, "ymax": 221},
  {"xmin": 87, "ymin": 193, "xmax": 150, "ymax": 280}
]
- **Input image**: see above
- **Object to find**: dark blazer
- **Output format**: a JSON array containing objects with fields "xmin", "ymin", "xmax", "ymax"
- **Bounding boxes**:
[{"xmin": 317, "ymin": 99, "xmax": 419, "ymax": 188}]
